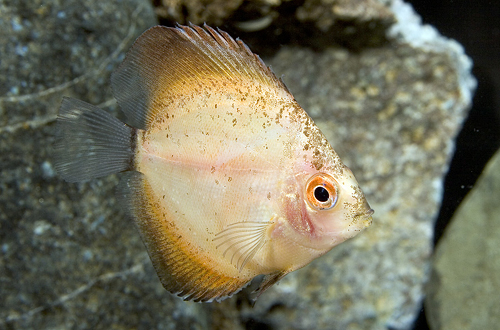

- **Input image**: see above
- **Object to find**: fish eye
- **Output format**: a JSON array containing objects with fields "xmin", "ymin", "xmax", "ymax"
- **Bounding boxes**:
[
  {"xmin": 314, "ymin": 186, "xmax": 329, "ymax": 202},
  {"xmin": 305, "ymin": 173, "xmax": 338, "ymax": 210}
]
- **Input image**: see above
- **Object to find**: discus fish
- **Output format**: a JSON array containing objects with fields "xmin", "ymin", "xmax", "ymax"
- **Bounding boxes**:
[{"xmin": 55, "ymin": 24, "xmax": 373, "ymax": 302}]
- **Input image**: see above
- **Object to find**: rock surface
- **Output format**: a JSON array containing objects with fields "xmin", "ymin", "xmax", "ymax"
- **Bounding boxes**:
[
  {"xmin": 153, "ymin": 0, "xmax": 395, "ymax": 54},
  {"xmin": 0, "ymin": 0, "xmax": 475, "ymax": 329},
  {"xmin": 154, "ymin": 0, "xmax": 244, "ymax": 26},
  {"xmin": 425, "ymin": 148, "xmax": 500, "ymax": 330},
  {"xmin": 153, "ymin": 0, "xmax": 394, "ymax": 31}
]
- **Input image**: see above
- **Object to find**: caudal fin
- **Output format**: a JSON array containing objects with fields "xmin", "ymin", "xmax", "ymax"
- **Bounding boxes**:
[{"xmin": 54, "ymin": 97, "xmax": 135, "ymax": 182}]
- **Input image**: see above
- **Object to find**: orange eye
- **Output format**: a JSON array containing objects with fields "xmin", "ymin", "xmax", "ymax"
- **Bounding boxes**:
[{"xmin": 305, "ymin": 173, "xmax": 338, "ymax": 210}]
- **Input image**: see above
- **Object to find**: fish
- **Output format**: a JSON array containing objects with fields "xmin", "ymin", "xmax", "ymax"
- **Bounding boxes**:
[{"xmin": 54, "ymin": 24, "xmax": 373, "ymax": 302}]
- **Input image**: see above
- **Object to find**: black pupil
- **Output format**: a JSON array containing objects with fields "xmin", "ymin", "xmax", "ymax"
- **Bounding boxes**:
[{"xmin": 314, "ymin": 186, "xmax": 330, "ymax": 202}]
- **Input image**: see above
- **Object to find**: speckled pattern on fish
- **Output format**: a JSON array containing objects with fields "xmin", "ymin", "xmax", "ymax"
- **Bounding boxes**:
[{"xmin": 54, "ymin": 24, "xmax": 373, "ymax": 302}]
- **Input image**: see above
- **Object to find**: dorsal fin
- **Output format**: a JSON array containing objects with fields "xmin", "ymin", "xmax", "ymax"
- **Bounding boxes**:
[{"xmin": 111, "ymin": 24, "xmax": 287, "ymax": 130}]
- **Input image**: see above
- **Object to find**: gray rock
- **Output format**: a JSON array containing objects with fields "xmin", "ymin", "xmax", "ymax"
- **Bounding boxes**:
[
  {"xmin": 154, "ymin": 0, "xmax": 244, "ymax": 26},
  {"xmin": 296, "ymin": 0, "xmax": 394, "ymax": 31},
  {"xmin": 425, "ymin": 149, "xmax": 500, "ymax": 330},
  {"xmin": 0, "ymin": 0, "xmax": 475, "ymax": 329}
]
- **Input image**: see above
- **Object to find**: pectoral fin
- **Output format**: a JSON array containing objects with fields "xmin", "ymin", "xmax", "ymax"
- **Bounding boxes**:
[{"xmin": 214, "ymin": 220, "xmax": 274, "ymax": 271}]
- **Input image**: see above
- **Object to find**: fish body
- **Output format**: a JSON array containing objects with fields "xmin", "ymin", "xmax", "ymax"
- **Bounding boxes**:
[{"xmin": 55, "ymin": 24, "xmax": 373, "ymax": 302}]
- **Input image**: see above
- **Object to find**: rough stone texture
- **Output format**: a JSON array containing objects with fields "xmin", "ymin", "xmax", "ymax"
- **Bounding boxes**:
[
  {"xmin": 154, "ymin": 0, "xmax": 244, "ymax": 26},
  {"xmin": 153, "ymin": 0, "xmax": 394, "ymax": 50},
  {"xmin": 296, "ymin": 0, "xmax": 394, "ymax": 31},
  {"xmin": 425, "ymin": 148, "xmax": 500, "ymax": 330},
  {"xmin": 0, "ymin": 0, "xmax": 475, "ymax": 329},
  {"xmin": 153, "ymin": 0, "xmax": 394, "ymax": 30}
]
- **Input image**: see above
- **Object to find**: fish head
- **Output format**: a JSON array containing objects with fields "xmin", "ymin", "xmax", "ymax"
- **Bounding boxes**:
[
  {"xmin": 305, "ymin": 167, "xmax": 373, "ymax": 239},
  {"xmin": 280, "ymin": 147, "xmax": 373, "ymax": 255}
]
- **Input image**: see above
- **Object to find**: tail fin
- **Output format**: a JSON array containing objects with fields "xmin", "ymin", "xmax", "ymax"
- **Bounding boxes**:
[{"xmin": 54, "ymin": 97, "xmax": 135, "ymax": 182}]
